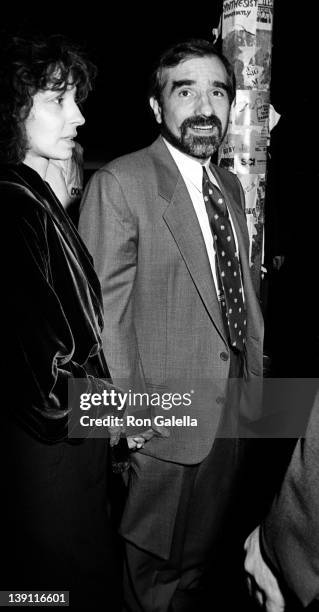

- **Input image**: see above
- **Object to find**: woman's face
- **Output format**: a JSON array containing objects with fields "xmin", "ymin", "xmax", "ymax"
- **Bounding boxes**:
[{"xmin": 24, "ymin": 84, "xmax": 85, "ymax": 175}]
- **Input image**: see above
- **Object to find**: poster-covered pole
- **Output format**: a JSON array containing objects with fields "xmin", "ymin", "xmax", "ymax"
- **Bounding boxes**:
[{"xmin": 219, "ymin": 0, "xmax": 277, "ymax": 297}]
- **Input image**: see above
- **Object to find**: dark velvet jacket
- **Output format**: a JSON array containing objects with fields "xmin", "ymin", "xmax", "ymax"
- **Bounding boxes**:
[{"xmin": 1, "ymin": 163, "xmax": 110, "ymax": 442}]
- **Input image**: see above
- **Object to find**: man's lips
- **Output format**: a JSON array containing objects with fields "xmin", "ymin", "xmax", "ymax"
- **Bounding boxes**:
[{"xmin": 187, "ymin": 124, "xmax": 217, "ymax": 133}]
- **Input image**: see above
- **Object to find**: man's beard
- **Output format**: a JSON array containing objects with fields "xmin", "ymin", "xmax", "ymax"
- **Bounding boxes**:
[{"xmin": 161, "ymin": 114, "xmax": 226, "ymax": 160}]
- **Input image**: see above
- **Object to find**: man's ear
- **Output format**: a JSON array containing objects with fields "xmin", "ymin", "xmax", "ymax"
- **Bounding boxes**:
[{"xmin": 149, "ymin": 97, "xmax": 162, "ymax": 124}]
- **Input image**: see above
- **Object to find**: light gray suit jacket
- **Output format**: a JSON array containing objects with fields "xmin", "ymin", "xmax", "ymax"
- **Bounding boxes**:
[{"xmin": 79, "ymin": 136, "xmax": 263, "ymax": 465}]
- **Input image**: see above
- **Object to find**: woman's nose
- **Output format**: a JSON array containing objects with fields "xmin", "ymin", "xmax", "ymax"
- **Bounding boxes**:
[{"xmin": 70, "ymin": 102, "xmax": 85, "ymax": 126}]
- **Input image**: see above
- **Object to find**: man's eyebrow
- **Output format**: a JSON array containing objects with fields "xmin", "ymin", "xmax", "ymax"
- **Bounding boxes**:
[
  {"xmin": 170, "ymin": 79, "xmax": 195, "ymax": 94},
  {"xmin": 213, "ymin": 80, "xmax": 229, "ymax": 93},
  {"xmin": 169, "ymin": 79, "xmax": 230, "ymax": 95}
]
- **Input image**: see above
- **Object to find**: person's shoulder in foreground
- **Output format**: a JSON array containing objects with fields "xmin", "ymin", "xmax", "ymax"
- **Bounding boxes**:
[{"xmin": 244, "ymin": 389, "xmax": 319, "ymax": 610}]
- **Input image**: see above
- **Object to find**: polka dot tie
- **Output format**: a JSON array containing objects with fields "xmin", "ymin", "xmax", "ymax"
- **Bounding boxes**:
[{"xmin": 202, "ymin": 168, "xmax": 246, "ymax": 351}]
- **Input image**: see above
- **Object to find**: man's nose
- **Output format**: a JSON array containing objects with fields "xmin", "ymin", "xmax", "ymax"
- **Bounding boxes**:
[{"xmin": 195, "ymin": 92, "xmax": 214, "ymax": 116}]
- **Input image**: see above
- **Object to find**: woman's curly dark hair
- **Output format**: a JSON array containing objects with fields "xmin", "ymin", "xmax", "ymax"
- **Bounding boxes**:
[{"xmin": 0, "ymin": 34, "xmax": 96, "ymax": 164}]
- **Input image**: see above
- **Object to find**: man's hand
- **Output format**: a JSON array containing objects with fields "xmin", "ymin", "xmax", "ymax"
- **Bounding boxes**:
[
  {"xmin": 244, "ymin": 526, "xmax": 285, "ymax": 612},
  {"xmin": 127, "ymin": 421, "xmax": 170, "ymax": 450},
  {"xmin": 127, "ymin": 436, "xmax": 146, "ymax": 450}
]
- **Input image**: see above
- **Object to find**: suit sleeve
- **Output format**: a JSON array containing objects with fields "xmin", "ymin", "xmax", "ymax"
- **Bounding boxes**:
[
  {"xmin": 7, "ymin": 192, "xmax": 116, "ymax": 443},
  {"xmin": 261, "ymin": 390, "xmax": 319, "ymax": 606},
  {"xmin": 79, "ymin": 169, "xmax": 146, "ymax": 394}
]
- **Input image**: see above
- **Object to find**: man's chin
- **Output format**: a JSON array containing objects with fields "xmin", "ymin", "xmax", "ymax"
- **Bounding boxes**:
[
  {"xmin": 183, "ymin": 137, "xmax": 219, "ymax": 160},
  {"xmin": 161, "ymin": 127, "xmax": 219, "ymax": 159},
  {"xmin": 189, "ymin": 144, "xmax": 217, "ymax": 159}
]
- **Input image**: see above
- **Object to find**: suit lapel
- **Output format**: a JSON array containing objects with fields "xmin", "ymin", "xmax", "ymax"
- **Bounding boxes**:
[{"xmin": 149, "ymin": 138, "xmax": 227, "ymax": 343}]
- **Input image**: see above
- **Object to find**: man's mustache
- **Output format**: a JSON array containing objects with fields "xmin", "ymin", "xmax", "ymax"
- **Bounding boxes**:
[{"xmin": 181, "ymin": 115, "xmax": 222, "ymax": 134}]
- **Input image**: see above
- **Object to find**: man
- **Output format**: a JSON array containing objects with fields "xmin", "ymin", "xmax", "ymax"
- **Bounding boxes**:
[
  {"xmin": 244, "ymin": 390, "xmax": 319, "ymax": 611},
  {"xmin": 79, "ymin": 39, "xmax": 263, "ymax": 611}
]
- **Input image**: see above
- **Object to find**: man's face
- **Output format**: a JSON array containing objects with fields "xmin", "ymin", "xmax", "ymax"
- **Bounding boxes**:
[{"xmin": 150, "ymin": 55, "xmax": 231, "ymax": 161}]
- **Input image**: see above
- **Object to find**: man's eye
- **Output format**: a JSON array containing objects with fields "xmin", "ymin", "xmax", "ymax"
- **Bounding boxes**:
[
  {"xmin": 178, "ymin": 89, "xmax": 192, "ymax": 98},
  {"xmin": 212, "ymin": 90, "xmax": 225, "ymax": 97}
]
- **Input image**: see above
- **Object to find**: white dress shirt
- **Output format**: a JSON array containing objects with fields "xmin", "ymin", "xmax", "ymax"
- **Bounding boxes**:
[{"xmin": 164, "ymin": 139, "xmax": 242, "ymax": 300}]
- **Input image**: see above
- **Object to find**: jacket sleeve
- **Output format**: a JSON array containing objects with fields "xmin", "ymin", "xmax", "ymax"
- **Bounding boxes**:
[
  {"xmin": 79, "ymin": 168, "xmax": 147, "ymax": 396},
  {"xmin": 261, "ymin": 390, "xmax": 319, "ymax": 606},
  {"xmin": 6, "ymin": 189, "xmax": 116, "ymax": 442}
]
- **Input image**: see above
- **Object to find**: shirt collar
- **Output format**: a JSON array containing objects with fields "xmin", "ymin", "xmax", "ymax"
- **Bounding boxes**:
[{"xmin": 163, "ymin": 138, "xmax": 219, "ymax": 193}]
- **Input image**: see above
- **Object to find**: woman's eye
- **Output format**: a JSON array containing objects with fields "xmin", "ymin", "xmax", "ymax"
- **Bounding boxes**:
[{"xmin": 54, "ymin": 96, "xmax": 64, "ymax": 105}]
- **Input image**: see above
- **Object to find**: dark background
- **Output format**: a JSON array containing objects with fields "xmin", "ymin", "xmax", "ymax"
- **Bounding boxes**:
[{"xmin": 2, "ymin": 2, "xmax": 314, "ymax": 167}]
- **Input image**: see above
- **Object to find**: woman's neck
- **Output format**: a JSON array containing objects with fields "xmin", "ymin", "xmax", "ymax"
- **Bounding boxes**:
[{"xmin": 23, "ymin": 153, "xmax": 49, "ymax": 179}]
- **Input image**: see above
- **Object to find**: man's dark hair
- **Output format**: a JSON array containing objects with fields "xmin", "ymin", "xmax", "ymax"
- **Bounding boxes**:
[
  {"xmin": 149, "ymin": 38, "xmax": 236, "ymax": 105},
  {"xmin": 0, "ymin": 34, "xmax": 96, "ymax": 164}
]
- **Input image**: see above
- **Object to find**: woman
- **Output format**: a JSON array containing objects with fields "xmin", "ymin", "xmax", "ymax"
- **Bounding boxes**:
[{"xmin": 0, "ymin": 34, "xmax": 124, "ymax": 609}]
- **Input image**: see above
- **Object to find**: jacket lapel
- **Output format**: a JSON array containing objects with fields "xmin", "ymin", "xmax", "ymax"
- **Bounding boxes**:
[{"xmin": 149, "ymin": 138, "xmax": 227, "ymax": 343}]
